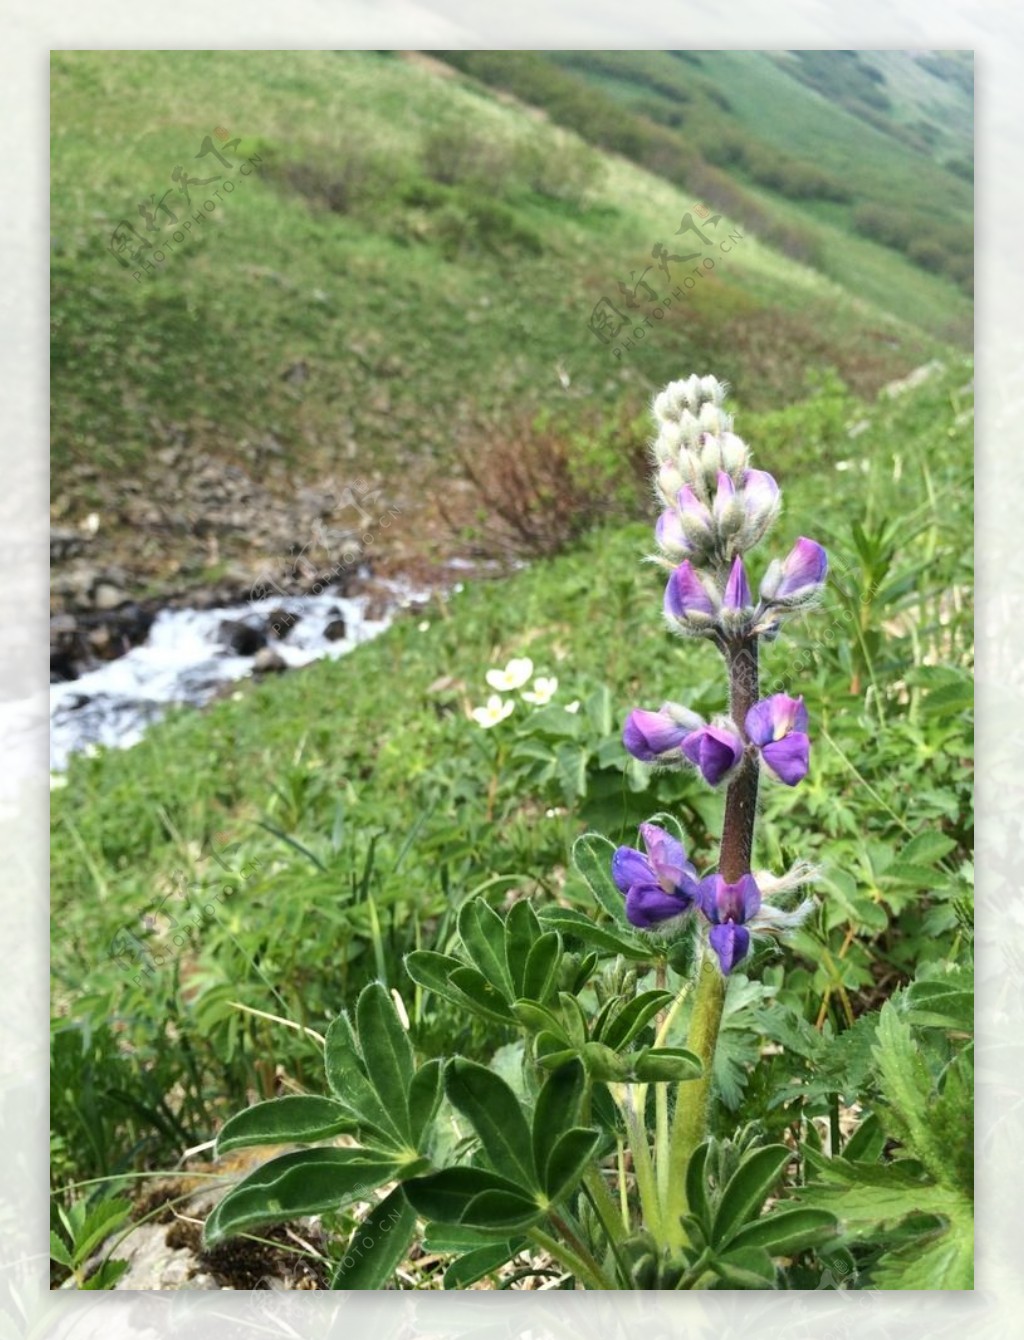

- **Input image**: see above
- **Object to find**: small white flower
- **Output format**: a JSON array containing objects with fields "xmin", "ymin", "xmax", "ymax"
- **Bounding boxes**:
[
  {"xmin": 486, "ymin": 657, "xmax": 534, "ymax": 692},
  {"xmin": 471, "ymin": 694, "xmax": 515, "ymax": 728},
  {"xmin": 418, "ymin": 620, "xmax": 430, "ymax": 633},
  {"xmin": 50, "ymin": 773, "xmax": 68, "ymax": 791},
  {"xmin": 522, "ymin": 675, "xmax": 558, "ymax": 705},
  {"xmin": 83, "ymin": 743, "xmax": 101, "ymax": 759},
  {"xmin": 565, "ymin": 700, "xmax": 581, "ymax": 714}
]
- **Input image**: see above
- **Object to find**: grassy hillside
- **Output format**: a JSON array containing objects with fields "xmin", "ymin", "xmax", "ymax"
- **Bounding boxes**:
[
  {"xmin": 51, "ymin": 361, "xmax": 973, "ymax": 1199},
  {"xmin": 50, "ymin": 50, "xmax": 964, "ymax": 597}
]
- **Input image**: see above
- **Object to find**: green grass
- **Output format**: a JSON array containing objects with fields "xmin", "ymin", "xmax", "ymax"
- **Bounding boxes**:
[
  {"xmin": 52, "ymin": 49, "xmax": 953, "ymax": 544},
  {"xmin": 51, "ymin": 361, "xmax": 974, "ymax": 1195}
]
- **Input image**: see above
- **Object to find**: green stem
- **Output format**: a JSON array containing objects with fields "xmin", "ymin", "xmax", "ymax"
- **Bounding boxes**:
[
  {"xmin": 621, "ymin": 1086, "xmax": 664, "ymax": 1241},
  {"xmin": 663, "ymin": 955, "xmax": 726, "ymax": 1247},
  {"xmin": 583, "ymin": 1165, "xmax": 628, "ymax": 1245},
  {"xmin": 528, "ymin": 1224, "xmax": 613, "ymax": 1291}
]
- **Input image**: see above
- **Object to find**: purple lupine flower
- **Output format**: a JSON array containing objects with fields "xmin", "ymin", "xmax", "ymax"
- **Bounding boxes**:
[
  {"xmin": 665, "ymin": 560, "xmax": 716, "ymax": 622},
  {"xmin": 739, "ymin": 468, "xmax": 781, "ymax": 545},
  {"xmin": 681, "ymin": 723, "xmax": 744, "ymax": 786},
  {"xmin": 655, "ymin": 508, "xmax": 690, "ymax": 559},
  {"xmin": 697, "ymin": 872, "xmax": 762, "ymax": 973},
  {"xmin": 675, "ymin": 485, "xmax": 715, "ymax": 549},
  {"xmin": 745, "ymin": 693, "xmax": 810, "ymax": 786},
  {"xmin": 612, "ymin": 823, "xmax": 699, "ymax": 929},
  {"xmin": 623, "ymin": 703, "xmax": 701, "ymax": 763},
  {"xmin": 722, "ymin": 556, "xmax": 751, "ymax": 610},
  {"xmin": 761, "ymin": 537, "xmax": 828, "ymax": 604}
]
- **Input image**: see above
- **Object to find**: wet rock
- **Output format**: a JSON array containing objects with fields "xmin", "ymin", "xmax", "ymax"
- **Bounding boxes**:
[
  {"xmin": 266, "ymin": 607, "xmax": 301, "ymax": 639},
  {"xmin": 323, "ymin": 617, "xmax": 347, "ymax": 641},
  {"xmin": 252, "ymin": 648, "xmax": 287, "ymax": 674},
  {"xmin": 93, "ymin": 582, "xmax": 127, "ymax": 611},
  {"xmin": 217, "ymin": 619, "xmax": 267, "ymax": 657}
]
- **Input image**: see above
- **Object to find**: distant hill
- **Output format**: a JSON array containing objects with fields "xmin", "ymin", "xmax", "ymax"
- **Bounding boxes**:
[{"xmin": 51, "ymin": 50, "xmax": 970, "ymax": 600}]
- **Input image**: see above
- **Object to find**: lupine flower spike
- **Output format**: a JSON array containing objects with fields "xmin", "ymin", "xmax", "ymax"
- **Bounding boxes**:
[{"xmin": 617, "ymin": 371, "xmax": 825, "ymax": 976}]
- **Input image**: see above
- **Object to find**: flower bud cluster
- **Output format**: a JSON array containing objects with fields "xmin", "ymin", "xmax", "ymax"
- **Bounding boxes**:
[{"xmin": 648, "ymin": 375, "xmax": 827, "ymax": 641}]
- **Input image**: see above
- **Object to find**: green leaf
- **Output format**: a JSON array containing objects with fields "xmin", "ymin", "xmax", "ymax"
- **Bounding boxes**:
[
  {"xmin": 543, "ymin": 1128, "xmax": 602, "ymax": 1203},
  {"xmin": 49, "ymin": 1232, "xmax": 73, "ymax": 1269},
  {"xmin": 203, "ymin": 1148, "xmax": 405, "ymax": 1245},
  {"xmin": 531, "ymin": 1059, "xmax": 585, "ymax": 1187},
  {"xmin": 405, "ymin": 1167, "xmax": 540, "ymax": 1231},
  {"xmin": 504, "ymin": 900, "xmax": 540, "ymax": 997},
  {"xmin": 69, "ymin": 1197, "xmax": 133, "ymax": 1267},
  {"xmin": 797, "ymin": 1156, "xmax": 971, "ymax": 1236},
  {"xmin": 728, "ymin": 1207, "xmax": 837, "ymax": 1257},
  {"xmin": 631, "ymin": 1046, "xmax": 702, "ymax": 1082},
  {"xmin": 711, "ymin": 1145, "xmax": 791, "ymax": 1249},
  {"xmin": 571, "ymin": 833, "xmax": 629, "ymax": 925},
  {"xmin": 711, "ymin": 1245, "xmax": 776, "ymax": 1289},
  {"xmin": 905, "ymin": 979, "xmax": 974, "ymax": 1033},
  {"xmin": 537, "ymin": 907, "xmax": 651, "ymax": 960},
  {"xmin": 404, "ymin": 950, "xmax": 469, "ymax": 1008},
  {"xmin": 898, "ymin": 832, "xmax": 957, "ymax": 867},
  {"xmin": 522, "ymin": 932, "xmax": 562, "ymax": 1003},
  {"xmin": 449, "ymin": 966, "xmax": 518, "ymax": 1024},
  {"xmin": 842, "ymin": 1112, "xmax": 885, "ymax": 1163},
  {"xmin": 408, "ymin": 1058, "xmax": 443, "ymax": 1148},
  {"xmin": 684, "ymin": 1142, "xmax": 711, "ymax": 1234},
  {"xmin": 873, "ymin": 1002, "xmax": 950, "ymax": 1184},
  {"xmin": 870, "ymin": 1208, "xmax": 973, "ymax": 1289},
  {"xmin": 512, "ymin": 999, "xmax": 568, "ymax": 1039},
  {"xmin": 443, "ymin": 1241, "xmax": 521, "ymax": 1289},
  {"xmin": 215, "ymin": 1095, "xmax": 356, "ymax": 1156},
  {"xmin": 599, "ymin": 990, "xmax": 674, "ymax": 1051},
  {"xmin": 463, "ymin": 1187, "xmax": 546, "ymax": 1230},
  {"xmin": 458, "ymin": 901, "xmax": 514, "ymax": 996},
  {"xmin": 323, "ymin": 1013, "xmax": 408, "ymax": 1148},
  {"xmin": 444, "ymin": 1058, "xmax": 538, "ymax": 1188},
  {"xmin": 82, "ymin": 1259, "xmax": 130, "ymax": 1290},
  {"xmin": 329, "ymin": 1186, "xmax": 417, "ymax": 1290},
  {"xmin": 355, "ymin": 982, "xmax": 414, "ymax": 1141}
]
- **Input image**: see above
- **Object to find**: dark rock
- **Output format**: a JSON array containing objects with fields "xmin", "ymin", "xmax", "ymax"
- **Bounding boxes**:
[
  {"xmin": 266, "ymin": 607, "xmax": 301, "ymax": 640},
  {"xmin": 217, "ymin": 620, "xmax": 267, "ymax": 657},
  {"xmin": 323, "ymin": 617, "xmax": 347, "ymax": 642}
]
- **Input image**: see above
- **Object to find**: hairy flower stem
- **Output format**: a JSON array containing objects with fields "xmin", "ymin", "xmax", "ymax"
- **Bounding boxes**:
[{"xmin": 664, "ymin": 637, "xmax": 760, "ymax": 1249}]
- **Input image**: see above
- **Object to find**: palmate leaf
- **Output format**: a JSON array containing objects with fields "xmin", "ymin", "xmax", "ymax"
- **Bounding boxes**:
[{"xmin": 404, "ymin": 1167, "xmax": 542, "ymax": 1233}]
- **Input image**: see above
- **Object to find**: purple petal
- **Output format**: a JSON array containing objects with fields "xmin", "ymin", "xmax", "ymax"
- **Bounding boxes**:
[
  {"xmin": 623, "ymin": 708, "xmax": 688, "ymax": 762},
  {"xmin": 761, "ymin": 733, "xmax": 810, "ymax": 786},
  {"xmin": 612, "ymin": 846, "xmax": 653, "ymax": 895},
  {"xmin": 696, "ymin": 873, "xmax": 760, "ymax": 924},
  {"xmin": 697, "ymin": 726, "xmax": 744, "ymax": 786},
  {"xmin": 744, "ymin": 699, "xmax": 775, "ymax": 748},
  {"xmin": 665, "ymin": 561, "xmax": 716, "ymax": 620},
  {"xmin": 625, "ymin": 881, "xmax": 693, "ymax": 929},
  {"xmin": 709, "ymin": 922, "xmax": 751, "ymax": 974},
  {"xmin": 639, "ymin": 823, "xmax": 695, "ymax": 889},
  {"xmin": 776, "ymin": 537, "xmax": 828, "ymax": 598},
  {"xmin": 655, "ymin": 509, "xmax": 689, "ymax": 555},
  {"xmin": 745, "ymin": 694, "xmax": 808, "ymax": 744},
  {"xmin": 677, "ymin": 485, "xmax": 712, "ymax": 528},
  {"xmin": 741, "ymin": 468, "xmax": 779, "ymax": 516},
  {"xmin": 723, "ymin": 556, "xmax": 751, "ymax": 610},
  {"xmin": 712, "ymin": 469, "xmax": 735, "ymax": 522}
]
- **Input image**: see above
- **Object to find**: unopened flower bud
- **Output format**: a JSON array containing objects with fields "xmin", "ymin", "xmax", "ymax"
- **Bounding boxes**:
[
  {"xmin": 738, "ymin": 468, "xmax": 781, "ymax": 548},
  {"xmin": 719, "ymin": 431, "xmax": 750, "ymax": 476},
  {"xmin": 656, "ymin": 461, "xmax": 685, "ymax": 507},
  {"xmin": 712, "ymin": 471, "xmax": 744, "ymax": 537}
]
